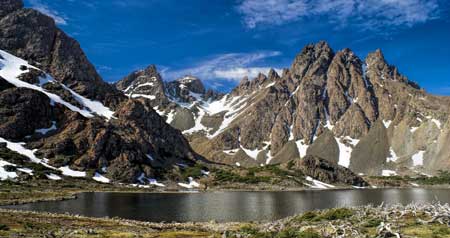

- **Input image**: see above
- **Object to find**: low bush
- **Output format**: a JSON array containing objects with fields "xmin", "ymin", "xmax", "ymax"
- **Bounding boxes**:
[{"xmin": 321, "ymin": 208, "xmax": 354, "ymax": 220}]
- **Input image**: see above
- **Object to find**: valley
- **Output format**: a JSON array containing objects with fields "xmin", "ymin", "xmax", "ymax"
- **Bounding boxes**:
[{"xmin": 1, "ymin": 0, "xmax": 450, "ymax": 237}]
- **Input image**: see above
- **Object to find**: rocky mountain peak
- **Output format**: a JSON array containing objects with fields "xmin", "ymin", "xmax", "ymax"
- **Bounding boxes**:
[
  {"xmin": 0, "ymin": 2, "xmax": 124, "ymax": 108},
  {"xmin": 268, "ymin": 68, "xmax": 280, "ymax": 80},
  {"xmin": 291, "ymin": 41, "xmax": 334, "ymax": 81},
  {"xmin": 0, "ymin": 0, "xmax": 23, "ymax": 18},
  {"xmin": 176, "ymin": 75, "xmax": 205, "ymax": 94},
  {"xmin": 142, "ymin": 64, "xmax": 159, "ymax": 77}
]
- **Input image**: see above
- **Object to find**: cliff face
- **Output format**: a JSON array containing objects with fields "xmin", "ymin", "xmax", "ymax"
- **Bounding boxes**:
[
  {"xmin": 121, "ymin": 41, "xmax": 450, "ymax": 176},
  {"xmin": 0, "ymin": 0, "xmax": 202, "ymax": 183}
]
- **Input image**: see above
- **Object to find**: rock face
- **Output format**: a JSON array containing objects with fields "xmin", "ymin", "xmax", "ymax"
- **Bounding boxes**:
[
  {"xmin": 115, "ymin": 70, "xmax": 223, "ymax": 132},
  {"xmin": 0, "ymin": 2, "xmax": 124, "ymax": 108},
  {"xmin": 291, "ymin": 155, "xmax": 368, "ymax": 187},
  {"xmin": 124, "ymin": 40, "xmax": 450, "ymax": 176},
  {"xmin": 0, "ymin": 1, "xmax": 202, "ymax": 183}
]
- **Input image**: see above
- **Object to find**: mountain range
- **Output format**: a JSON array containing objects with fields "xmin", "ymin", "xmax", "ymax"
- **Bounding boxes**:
[
  {"xmin": 1, "ymin": 0, "xmax": 449, "ymax": 185},
  {"xmin": 117, "ymin": 42, "xmax": 450, "ymax": 177}
]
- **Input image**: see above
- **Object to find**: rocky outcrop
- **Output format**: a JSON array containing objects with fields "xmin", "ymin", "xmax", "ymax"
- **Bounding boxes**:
[
  {"xmin": 115, "ymin": 65, "xmax": 169, "ymax": 108},
  {"xmin": 0, "ymin": 2, "xmax": 124, "ymax": 108},
  {"xmin": 350, "ymin": 120, "xmax": 389, "ymax": 175},
  {"xmin": 0, "ymin": 0, "xmax": 23, "ymax": 18},
  {"xmin": 306, "ymin": 129, "xmax": 339, "ymax": 164},
  {"xmin": 291, "ymin": 155, "xmax": 368, "ymax": 186},
  {"xmin": 0, "ymin": 1, "xmax": 203, "ymax": 183}
]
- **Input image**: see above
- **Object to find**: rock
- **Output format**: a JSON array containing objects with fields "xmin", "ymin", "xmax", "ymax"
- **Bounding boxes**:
[
  {"xmin": 0, "ymin": 6, "xmax": 124, "ymax": 108},
  {"xmin": 0, "ymin": 87, "xmax": 54, "ymax": 139},
  {"xmin": 306, "ymin": 129, "xmax": 339, "ymax": 164},
  {"xmin": 291, "ymin": 155, "xmax": 368, "ymax": 186},
  {"xmin": 350, "ymin": 120, "xmax": 389, "ymax": 175},
  {"xmin": 0, "ymin": 3, "xmax": 204, "ymax": 183},
  {"xmin": 115, "ymin": 65, "xmax": 168, "ymax": 108},
  {"xmin": 0, "ymin": 0, "xmax": 23, "ymax": 19}
]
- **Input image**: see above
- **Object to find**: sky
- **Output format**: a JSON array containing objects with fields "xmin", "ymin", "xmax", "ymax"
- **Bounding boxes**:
[{"xmin": 24, "ymin": 0, "xmax": 450, "ymax": 94}]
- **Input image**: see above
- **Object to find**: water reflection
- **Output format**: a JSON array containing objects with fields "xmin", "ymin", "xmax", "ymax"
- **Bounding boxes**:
[{"xmin": 5, "ymin": 188, "xmax": 450, "ymax": 222}]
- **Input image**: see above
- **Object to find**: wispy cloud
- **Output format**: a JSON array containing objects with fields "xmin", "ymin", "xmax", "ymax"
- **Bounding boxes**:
[
  {"xmin": 28, "ymin": 0, "xmax": 68, "ymax": 25},
  {"xmin": 162, "ymin": 51, "xmax": 283, "ymax": 83},
  {"xmin": 237, "ymin": 0, "xmax": 441, "ymax": 32}
]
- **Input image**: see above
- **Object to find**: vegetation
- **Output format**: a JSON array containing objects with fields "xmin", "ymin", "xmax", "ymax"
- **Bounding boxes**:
[
  {"xmin": 180, "ymin": 163, "xmax": 205, "ymax": 180},
  {"xmin": 211, "ymin": 164, "xmax": 304, "ymax": 186},
  {"xmin": 413, "ymin": 171, "xmax": 450, "ymax": 185}
]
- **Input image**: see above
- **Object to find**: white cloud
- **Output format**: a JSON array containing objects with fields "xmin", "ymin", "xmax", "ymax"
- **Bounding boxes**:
[
  {"xmin": 162, "ymin": 51, "xmax": 283, "ymax": 82},
  {"xmin": 214, "ymin": 67, "xmax": 283, "ymax": 81},
  {"xmin": 28, "ymin": 0, "xmax": 68, "ymax": 25},
  {"xmin": 237, "ymin": 0, "xmax": 440, "ymax": 31}
]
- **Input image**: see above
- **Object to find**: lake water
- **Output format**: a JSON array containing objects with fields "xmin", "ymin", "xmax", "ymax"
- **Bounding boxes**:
[{"xmin": 5, "ymin": 188, "xmax": 450, "ymax": 222}]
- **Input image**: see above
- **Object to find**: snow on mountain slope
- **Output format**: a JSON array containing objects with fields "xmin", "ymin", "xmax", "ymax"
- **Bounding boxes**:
[
  {"xmin": 0, "ymin": 49, "xmax": 115, "ymax": 120},
  {"xmin": 116, "ymin": 42, "xmax": 450, "ymax": 177}
]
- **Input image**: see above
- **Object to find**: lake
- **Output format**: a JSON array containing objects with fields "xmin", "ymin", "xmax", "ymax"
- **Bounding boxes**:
[{"xmin": 5, "ymin": 188, "xmax": 450, "ymax": 222}]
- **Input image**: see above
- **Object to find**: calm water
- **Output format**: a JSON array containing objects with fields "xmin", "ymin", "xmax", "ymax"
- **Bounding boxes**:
[{"xmin": 5, "ymin": 188, "xmax": 450, "ymax": 222}]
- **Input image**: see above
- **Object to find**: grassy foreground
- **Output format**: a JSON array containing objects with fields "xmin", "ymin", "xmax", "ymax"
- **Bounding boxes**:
[{"xmin": 1, "ymin": 203, "xmax": 450, "ymax": 237}]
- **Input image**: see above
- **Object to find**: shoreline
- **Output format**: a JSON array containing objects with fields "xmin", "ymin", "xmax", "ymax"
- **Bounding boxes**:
[
  {"xmin": 1, "ymin": 202, "xmax": 450, "ymax": 237},
  {"xmin": 2, "ymin": 182, "xmax": 450, "ymax": 207}
]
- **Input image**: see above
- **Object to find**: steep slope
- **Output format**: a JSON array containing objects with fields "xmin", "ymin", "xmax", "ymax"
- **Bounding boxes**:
[
  {"xmin": 0, "ymin": 1, "xmax": 201, "ymax": 183},
  {"xmin": 121, "ymin": 41, "xmax": 450, "ymax": 176}
]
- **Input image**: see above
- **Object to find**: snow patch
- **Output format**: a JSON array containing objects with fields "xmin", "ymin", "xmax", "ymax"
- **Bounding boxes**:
[
  {"xmin": 0, "ymin": 137, "xmax": 42, "ymax": 163},
  {"xmin": 431, "ymin": 119, "xmax": 442, "ymax": 129},
  {"xmin": 304, "ymin": 176, "xmax": 335, "ymax": 189},
  {"xmin": 178, "ymin": 177, "xmax": 200, "ymax": 189},
  {"xmin": 295, "ymin": 140, "xmax": 309, "ymax": 158},
  {"xmin": 60, "ymin": 166, "xmax": 86, "ymax": 177},
  {"xmin": 336, "ymin": 137, "xmax": 359, "ymax": 168},
  {"xmin": 0, "ymin": 50, "xmax": 115, "ymax": 120},
  {"xmin": 240, "ymin": 144, "xmax": 261, "ymax": 160},
  {"xmin": 0, "ymin": 160, "xmax": 18, "ymax": 180},
  {"xmin": 412, "ymin": 150, "xmax": 425, "ymax": 167},
  {"xmin": 93, "ymin": 172, "xmax": 110, "ymax": 183},
  {"xmin": 149, "ymin": 178, "xmax": 165, "ymax": 187},
  {"xmin": 46, "ymin": 173, "xmax": 62, "ymax": 180},
  {"xmin": 386, "ymin": 147, "xmax": 399, "ymax": 163},
  {"xmin": 382, "ymin": 170, "xmax": 397, "ymax": 176},
  {"xmin": 35, "ymin": 121, "xmax": 57, "ymax": 135},
  {"xmin": 130, "ymin": 94, "xmax": 156, "ymax": 100},
  {"xmin": 223, "ymin": 149, "xmax": 239, "ymax": 155}
]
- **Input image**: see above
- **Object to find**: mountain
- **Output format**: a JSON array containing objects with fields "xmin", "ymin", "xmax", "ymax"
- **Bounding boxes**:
[
  {"xmin": 119, "ymin": 41, "xmax": 450, "ymax": 176},
  {"xmin": 0, "ymin": 0, "xmax": 202, "ymax": 183}
]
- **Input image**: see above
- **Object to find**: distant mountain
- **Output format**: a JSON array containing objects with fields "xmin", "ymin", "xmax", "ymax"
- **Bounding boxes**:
[
  {"xmin": 0, "ymin": 0, "xmax": 202, "ymax": 183},
  {"xmin": 119, "ymin": 41, "xmax": 450, "ymax": 176}
]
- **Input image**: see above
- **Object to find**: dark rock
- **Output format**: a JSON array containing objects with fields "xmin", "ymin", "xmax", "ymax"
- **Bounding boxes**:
[
  {"xmin": 292, "ymin": 155, "xmax": 368, "ymax": 186},
  {"xmin": 0, "ymin": 0, "xmax": 23, "ymax": 18}
]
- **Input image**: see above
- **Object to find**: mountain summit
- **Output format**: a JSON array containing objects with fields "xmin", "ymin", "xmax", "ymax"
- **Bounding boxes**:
[
  {"xmin": 0, "ymin": 0, "xmax": 202, "ymax": 183},
  {"xmin": 120, "ymin": 41, "xmax": 450, "ymax": 176}
]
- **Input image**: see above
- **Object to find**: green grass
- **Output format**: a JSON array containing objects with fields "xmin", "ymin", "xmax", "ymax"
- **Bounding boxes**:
[
  {"xmin": 0, "ymin": 224, "xmax": 9, "ymax": 231},
  {"xmin": 321, "ymin": 208, "xmax": 354, "ymax": 220},
  {"xmin": 180, "ymin": 163, "xmax": 205, "ymax": 180}
]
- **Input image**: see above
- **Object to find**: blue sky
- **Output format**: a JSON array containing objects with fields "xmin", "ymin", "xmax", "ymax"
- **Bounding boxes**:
[{"xmin": 24, "ymin": 0, "xmax": 450, "ymax": 94}]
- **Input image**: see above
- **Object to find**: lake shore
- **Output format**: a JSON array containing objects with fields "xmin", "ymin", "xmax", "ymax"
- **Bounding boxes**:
[
  {"xmin": 2, "ymin": 175, "xmax": 450, "ymax": 207},
  {"xmin": 1, "ymin": 202, "xmax": 450, "ymax": 237}
]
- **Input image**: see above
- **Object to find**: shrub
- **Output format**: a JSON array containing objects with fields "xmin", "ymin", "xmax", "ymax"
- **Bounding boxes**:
[
  {"xmin": 181, "ymin": 163, "xmax": 205, "ymax": 180},
  {"xmin": 276, "ymin": 228, "xmax": 321, "ymax": 238},
  {"xmin": 364, "ymin": 218, "xmax": 382, "ymax": 227},
  {"xmin": 295, "ymin": 211, "xmax": 318, "ymax": 222},
  {"xmin": 0, "ymin": 223, "xmax": 9, "ymax": 231},
  {"xmin": 321, "ymin": 208, "xmax": 354, "ymax": 220}
]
